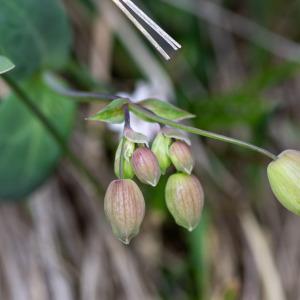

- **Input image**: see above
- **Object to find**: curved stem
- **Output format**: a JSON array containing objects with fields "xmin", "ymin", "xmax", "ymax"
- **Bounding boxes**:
[
  {"xmin": 124, "ymin": 104, "xmax": 131, "ymax": 128},
  {"xmin": 44, "ymin": 73, "xmax": 124, "ymax": 101},
  {"xmin": 3, "ymin": 75, "xmax": 103, "ymax": 196},
  {"xmin": 119, "ymin": 105, "xmax": 131, "ymax": 179},
  {"xmin": 129, "ymin": 103, "xmax": 277, "ymax": 160},
  {"xmin": 119, "ymin": 137, "xmax": 125, "ymax": 179}
]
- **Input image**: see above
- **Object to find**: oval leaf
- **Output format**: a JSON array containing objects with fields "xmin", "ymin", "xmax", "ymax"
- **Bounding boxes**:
[
  {"xmin": 87, "ymin": 99, "xmax": 129, "ymax": 124},
  {"xmin": 0, "ymin": 56, "xmax": 15, "ymax": 74},
  {"xmin": 139, "ymin": 99, "xmax": 195, "ymax": 121},
  {"xmin": 0, "ymin": 76, "xmax": 76, "ymax": 200}
]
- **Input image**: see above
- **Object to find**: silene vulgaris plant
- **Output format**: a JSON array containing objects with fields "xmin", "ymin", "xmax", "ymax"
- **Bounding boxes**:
[{"xmin": 87, "ymin": 97, "xmax": 300, "ymax": 244}]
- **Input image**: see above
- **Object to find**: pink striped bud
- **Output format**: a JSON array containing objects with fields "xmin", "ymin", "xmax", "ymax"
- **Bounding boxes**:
[
  {"xmin": 169, "ymin": 141, "xmax": 194, "ymax": 174},
  {"xmin": 165, "ymin": 173, "xmax": 204, "ymax": 231},
  {"xmin": 131, "ymin": 147, "xmax": 161, "ymax": 186},
  {"xmin": 104, "ymin": 179, "xmax": 145, "ymax": 244}
]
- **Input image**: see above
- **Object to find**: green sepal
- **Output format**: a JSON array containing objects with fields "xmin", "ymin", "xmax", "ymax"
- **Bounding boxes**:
[
  {"xmin": 162, "ymin": 127, "xmax": 191, "ymax": 145},
  {"xmin": 138, "ymin": 99, "xmax": 195, "ymax": 121},
  {"xmin": 124, "ymin": 127, "xmax": 149, "ymax": 146},
  {"xmin": 151, "ymin": 132, "xmax": 172, "ymax": 174},
  {"xmin": 0, "ymin": 56, "xmax": 15, "ymax": 74},
  {"xmin": 87, "ymin": 98, "xmax": 129, "ymax": 124},
  {"xmin": 114, "ymin": 138, "xmax": 135, "ymax": 179}
]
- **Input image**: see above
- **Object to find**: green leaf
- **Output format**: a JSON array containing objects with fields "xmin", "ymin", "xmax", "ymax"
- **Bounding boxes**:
[
  {"xmin": 87, "ymin": 99, "xmax": 129, "ymax": 123},
  {"xmin": 0, "ymin": 76, "xmax": 76, "ymax": 200},
  {"xmin": 139, "ymin": 99, "xmax": 195, "ymax": 121},
  {"xmin": 0, "ymin": 0, "xmax": 72, "ymax": 79},
  {"xmin": 0, "ymin": 56, "xmax": 15, "ymax": 74}
]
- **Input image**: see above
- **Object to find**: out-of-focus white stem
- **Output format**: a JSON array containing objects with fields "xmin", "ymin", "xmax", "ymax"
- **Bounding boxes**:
[
  {"xmin": 122, "ymin": 0, "xmax": 181, "ymax": 49},
  {"xmin": 112, "ymin": 0, "xmax": 181, "ymax": 59}
]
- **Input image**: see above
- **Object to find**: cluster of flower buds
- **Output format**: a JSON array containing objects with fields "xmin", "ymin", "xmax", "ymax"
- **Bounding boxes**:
[
  {"xmin": 89, "ymin": 96, "xmax": 300, "ymax": 242},
  {"xmin": 104, "ymin": 126, "xmax": 204, "ymax": 244}
]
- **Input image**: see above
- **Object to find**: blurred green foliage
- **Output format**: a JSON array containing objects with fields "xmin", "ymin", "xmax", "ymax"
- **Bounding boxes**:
[
  {"xmin": 0, "ymin": 0, "xmax": 71, "ymax": 79},
  {"xmin": 0, "ymin": 56, "xmax": 15, "ymax": 74},
  {"xmin": 0, "ymin": 76, "xmax": 76, "ymax": 199}
]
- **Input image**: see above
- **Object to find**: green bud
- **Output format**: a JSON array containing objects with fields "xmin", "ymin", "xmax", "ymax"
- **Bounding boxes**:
[
  {"xmin": 104, "ymin": 179, "xmax": 145, "ymax": 244},
  {"xmin": 131, "ymin": 147, "xmax": 161, "ymax": 186},
  {"xmin": 267, "ymin": 149, "xmax": 300, "ymax": 215},
  {"xmin": 169, "ymin": 141, "xmax": 194, "ymax": 174},
  {"xmin": 165, "ymin": 173, "xmax": 204, "ymax": 231},
  {"xmin": 114, "ymin": 138, "xmax": 135, "ymax": 179},
  {"xmin": 151, "ymin": 132, "xmax": 172, "ymax": 174}
]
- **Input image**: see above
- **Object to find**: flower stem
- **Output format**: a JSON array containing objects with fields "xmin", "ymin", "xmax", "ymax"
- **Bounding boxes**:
[
  {"xmin": 3, "ymin": 75, "xmax": 103, "ymax": 196},
  {"xmin": 119, "ymin": 105, "xmax": 131, "ymax": 179},
  {"xmin": 129, "ymin": 103, "xmax": 277, "ymax": 161}
]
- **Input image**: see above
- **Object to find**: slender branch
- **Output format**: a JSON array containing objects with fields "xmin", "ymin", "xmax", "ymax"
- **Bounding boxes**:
[
  {"xmin": 2, "ymin": 75, "xmax": 103, "ymax": 196},
  {"xmin": 124, "ymin": 104, "xmax": 131, "ymax": 128},
  {"xmin": 44, "ymin": 73, "xmax": 124, "ymax": 101},
  {"xmin": 118, "ymin": 137, "xmax": 125, "ymax": 179},
  {"xmin": 119, "ymin": 105, "xmax": 131, "ymax": 178},
  {"xmin": 129, "ymin": 103, "xmax": 277, "ymax": 160}
]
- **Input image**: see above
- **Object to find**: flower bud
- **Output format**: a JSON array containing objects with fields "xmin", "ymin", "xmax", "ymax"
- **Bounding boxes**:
[
  {"xmin": 151, "ymin": 132, "xmax": 172, "ymax": 174},
  {"xmin": 131, "ymin": 147, "xmax": 161, "ymax": 186},
  {"xmin": 165, "ymin": 173, "xmax": 204, "ymax": 231},
  {"xmin": 267, "ymin": 149, "xmax": 300, "ymax": 215},
  {"xmin": 169, "ymin": 141, "xmax": 194, "ymax": 174},
  {"xmin": 104, "ymin": 179, "xmax": 145, "ymax": 244},
  {"xmin": 114, "ymin": 139, "xmax": 135, "ymax": 179}
]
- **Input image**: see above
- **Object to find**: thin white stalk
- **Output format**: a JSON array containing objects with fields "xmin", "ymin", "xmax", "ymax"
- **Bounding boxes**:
[
  {"xmin": 112, "ymin": 0, "xmax": 181, "ymax": 59},
  {"xmin": 122, "ymin": 0, "xmax": 181, "ymax": 50}
]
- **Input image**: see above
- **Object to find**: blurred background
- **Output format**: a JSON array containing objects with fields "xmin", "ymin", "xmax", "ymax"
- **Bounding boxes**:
[{"xmin": 0, "ymin": 0, "xmax": 300, "ymax": 299}]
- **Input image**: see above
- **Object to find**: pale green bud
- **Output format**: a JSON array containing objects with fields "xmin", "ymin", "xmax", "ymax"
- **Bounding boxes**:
[
  {"xmin": 267, "ymin": 149, "xmax": 300, "ymax": 215},
  {"xmin": 131, "ymin": 147, "xmax": 161, "ymax": 186},
  {"xmin": 114, "ymin": 138, "xmax": 135, "ymax": 179},
  {"xmin": 151, "ymin": 132, "xmax": 172, "ymax": 174},
  {"xmin": 104, "ymin": 179, "xmax": 145, "ymax": 244},
  {"xmin": 169, "ymin": 141, "xmax": 194, "ymax": 174},
  {"xmin": 165, "ymin": 173, "xmax": 204, "ymax": 231}
]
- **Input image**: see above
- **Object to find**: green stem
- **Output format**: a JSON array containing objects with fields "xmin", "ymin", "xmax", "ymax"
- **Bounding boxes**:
[
  {"xmin": 2, "ymin": 75, "xmax": 103, "ymax": 196},
  {"xmin": 119, "ymin": 137, "xmax": 125, "ymax": 179},
  {"xmin": 118, "ymin": 105, "xmax": 131, "ymax": 179},
  {"xmin": 129, "ymin": 103, "xmax": 277, "ymax": 161}
]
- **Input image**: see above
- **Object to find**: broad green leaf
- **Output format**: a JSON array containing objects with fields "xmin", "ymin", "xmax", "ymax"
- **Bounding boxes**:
[
  {"xmin": 139, "ymin": 99, "xmax": 195, "ymax": 121},
  {"xmin": 87, "ymin": 99, "xmax": 129, "ymax": 123},
  {"xmin": 0, "ymin": 76, "xmax": 76, "ymax": 200},
  {"xmin": 0, "ymin": 56, "xmax": 15, "ymax": 74},
  {"xmin": 0, "ymin": 0, "xmax": 71, "ymax": 79}
]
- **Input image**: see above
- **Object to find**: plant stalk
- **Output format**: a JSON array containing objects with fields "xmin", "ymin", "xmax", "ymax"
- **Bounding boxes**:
[
  {"xmin": 129, "ymin": 103, "xmax": 277, "ymax": 160},
  {"xmin": 119, "ymin": 105, "xmax": 131, "ymax": 179}
]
